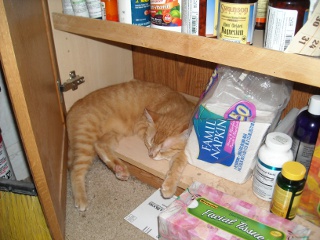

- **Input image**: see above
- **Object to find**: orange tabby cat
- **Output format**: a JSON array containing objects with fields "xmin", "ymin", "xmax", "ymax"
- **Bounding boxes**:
[{"xmin": 67, "ymin": 80, "xmax": 195, "ymax": 211}]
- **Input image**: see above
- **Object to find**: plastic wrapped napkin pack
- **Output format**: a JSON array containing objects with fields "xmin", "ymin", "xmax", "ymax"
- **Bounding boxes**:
[
  {"xmin": 185, "ymin": 65, "xmax": 292, "ymax": 183},
  {"xmin": 158, "ymin": 182, "xmax": 310, "ymax": 240}
]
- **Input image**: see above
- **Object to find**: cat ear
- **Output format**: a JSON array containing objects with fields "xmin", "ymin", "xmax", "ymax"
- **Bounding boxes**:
[
  {"xmin": 144, "ymin": 109, "xmax": 159, "ymax": 123},
  {"xmin": 180, "ymin": 128, "xmax": 191, "ymax": 140},
  {"xmin": 178, "ymin": 123, "xmax": 191, "ymax": 140}
]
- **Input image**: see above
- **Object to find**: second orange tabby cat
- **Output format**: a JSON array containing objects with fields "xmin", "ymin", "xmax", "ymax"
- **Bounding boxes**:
[{"xmin": 67, "ymin": 80, "xmax": 195, "ymax": 211}]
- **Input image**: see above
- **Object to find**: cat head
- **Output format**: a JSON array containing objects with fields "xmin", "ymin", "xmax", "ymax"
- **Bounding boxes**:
[{"xmin": 143, "ymin": 109, "xmax": 190, "ymax": 161}]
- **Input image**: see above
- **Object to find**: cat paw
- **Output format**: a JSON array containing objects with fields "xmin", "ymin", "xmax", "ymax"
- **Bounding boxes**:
[
  {"xmin": 74, "ymin": 196, "xmax": 88, "ymax": 212},
  {"xmin": 114, "ymin": 165, "xmax": 130, "ymax": 181},
  {"xmin": 161, "ymin": 181, "xmax": 177, "ymax": 199}
]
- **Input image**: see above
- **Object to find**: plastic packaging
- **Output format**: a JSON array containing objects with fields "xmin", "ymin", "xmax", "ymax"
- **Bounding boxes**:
[
  {"xmin": 185, "ymin": 65, "xmax": 293, "ymax": 184},
  {"xmin": 270, "ymin": 161, "xmax": 306, "ymax": 220},
  {"xmin": 0, "ymin": 129, "xmax": 16, "ymax": 180},
  {"xmin": 159, "ymin": 181, "xmax": 311, "ymax": 239},
  {"xmin": 200, "ymin": 66, "xmax": 293, "ymax": 125},
  {"xmin": 291, "ymin": 95, "xmax": 320, "ymax": 176},
  {"xmin": 217, "ymin": 0, "xmax": 258, "ymax": 44},
  {"xmin": 274, "ymin": 107, "xmax": 299, "ymax": 137},
  {"xmin": 252, "ymin": 132, "xmax": 293, "ymax": 201},
  {"xmin": 264, "ymin": 0, "xmax": 309, "ymax": 51}
]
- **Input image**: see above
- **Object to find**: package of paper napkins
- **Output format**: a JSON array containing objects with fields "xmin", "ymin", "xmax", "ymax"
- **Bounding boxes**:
[
  {"xmin": 185, "ymin": 65, "xmax": 292, "ymax": 183},
  {"xmin": 158, "ymin": 182, "xmax": 310, "ymax": 240}
]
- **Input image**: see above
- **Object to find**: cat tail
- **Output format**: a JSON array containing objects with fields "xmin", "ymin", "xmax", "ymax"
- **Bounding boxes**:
[{"xmin": 68, "ymin": 128, "xmax": 97, "ymax": 211}]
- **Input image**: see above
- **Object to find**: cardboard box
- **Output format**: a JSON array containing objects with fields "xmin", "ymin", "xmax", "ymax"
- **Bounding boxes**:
[
  {"xmin": 298, "ymin": 131, "xmax": 320, "ymax": 226},
  {"xmin": 159, "ymin": 182, "xmax": 310, "ymax": 240}
]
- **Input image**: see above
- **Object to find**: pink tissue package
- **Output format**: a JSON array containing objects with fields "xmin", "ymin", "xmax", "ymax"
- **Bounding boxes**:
[{"xmin": 158, "ymin": 182, "xmax": 310, "ymax": 240}]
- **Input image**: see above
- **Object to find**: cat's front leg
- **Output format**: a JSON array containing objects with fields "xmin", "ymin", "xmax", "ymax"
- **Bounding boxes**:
[{"xmin": 161, "ymin": 151, "xmax": 188, "ymax": 198}]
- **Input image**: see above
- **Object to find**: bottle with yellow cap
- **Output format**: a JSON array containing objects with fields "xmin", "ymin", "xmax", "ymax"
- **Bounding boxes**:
[{"xmin": 270, "ymin": 161, "xmax": 306, "ymax": 220}]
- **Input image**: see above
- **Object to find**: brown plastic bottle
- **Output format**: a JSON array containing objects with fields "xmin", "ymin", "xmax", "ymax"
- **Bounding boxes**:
[
  {"xmin": 264, "ymin": 0, "xmax": 309, "ymax": 51},
  {"xmin": 256, "ymin": 0, "xmax": 268, "ymax": 29},
  {"xmin": 199, "ymin": 0, "xmax": 207, "ymax": 36}
]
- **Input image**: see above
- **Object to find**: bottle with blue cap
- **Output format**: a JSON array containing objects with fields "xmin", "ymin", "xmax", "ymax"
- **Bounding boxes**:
[{"xmin": 291, "ymin": 95, "xmax": 320, "ymax": 177}]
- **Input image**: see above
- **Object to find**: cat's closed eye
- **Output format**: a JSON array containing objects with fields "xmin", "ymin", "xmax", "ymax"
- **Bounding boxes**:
[{"xmin": 144, "ymin": 136, "xmax": 153, "ymax": 149}]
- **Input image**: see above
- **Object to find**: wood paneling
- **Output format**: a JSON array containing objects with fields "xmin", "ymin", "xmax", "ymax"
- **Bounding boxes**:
[
  {"xmin": 132, "ymin": 47, "xmax": 216, "ymax": 97},
  {"xmin": 284, "ymin": 83, "xmax": 320, "ymax": 117}
]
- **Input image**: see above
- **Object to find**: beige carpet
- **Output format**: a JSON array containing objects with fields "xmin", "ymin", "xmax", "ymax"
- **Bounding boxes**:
[{"xmin": 65, "ymin": 159, "xmax": 156, "ymax": 240}]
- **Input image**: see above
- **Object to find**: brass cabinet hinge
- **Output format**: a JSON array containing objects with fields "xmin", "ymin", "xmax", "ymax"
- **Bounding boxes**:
[{"xmin": 59, "ymin": 71, "xmax": 85, "ymax": 92}]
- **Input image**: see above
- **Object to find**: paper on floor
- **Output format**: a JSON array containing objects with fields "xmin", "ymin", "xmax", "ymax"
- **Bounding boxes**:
[{"xmin": 124, "ymin": 188, "xmax": 176, "ymax": 239}]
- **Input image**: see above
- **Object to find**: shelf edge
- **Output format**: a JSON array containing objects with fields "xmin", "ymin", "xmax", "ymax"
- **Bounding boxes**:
[{"xmin": 52, "ymin": 12, "xmax": 320, "ymax": 87}]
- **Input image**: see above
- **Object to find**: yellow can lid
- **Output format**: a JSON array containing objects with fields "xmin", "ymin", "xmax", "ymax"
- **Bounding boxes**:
[{"xmin": 282, "ymin": 161, "xmax": 306, "ymax": 181}]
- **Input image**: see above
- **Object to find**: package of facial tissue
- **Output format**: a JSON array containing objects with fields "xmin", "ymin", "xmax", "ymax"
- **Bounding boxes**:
[
  {"xmin": 185, "ymin": 65, "xmax": 292, "ymax": 183},
  {"xmin": 158, "ymin": 182, "xmax": 310, "ymax": 240}
]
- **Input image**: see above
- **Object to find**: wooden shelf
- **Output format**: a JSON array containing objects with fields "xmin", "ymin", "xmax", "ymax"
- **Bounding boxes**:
[{"xmin": 52, "ymin": 13, "xmax": 320, "ymax": 88}]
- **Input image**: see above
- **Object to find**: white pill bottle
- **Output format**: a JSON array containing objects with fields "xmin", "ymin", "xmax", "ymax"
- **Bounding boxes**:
[{"xmin": 252, "ymin": 132, "xmax": 293, "ymax": 201}]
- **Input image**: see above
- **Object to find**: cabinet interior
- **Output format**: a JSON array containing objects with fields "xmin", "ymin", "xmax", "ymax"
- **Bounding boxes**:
[
  {"xmin": 44, "ymin": 5, "xmax": 320, "ymax": 237},
  {"xmin": 2, "ymin": 1, "xmax": 319, "ymax": 239},
  {"xmin": 49, "ymin": 10, "xmax": 320, "ymax": 196}
]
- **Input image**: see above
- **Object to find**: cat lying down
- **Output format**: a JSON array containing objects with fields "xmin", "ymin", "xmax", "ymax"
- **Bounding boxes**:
[{"xmin": 67, "ymin": 80, "xmax": 195, "ymax": 211}]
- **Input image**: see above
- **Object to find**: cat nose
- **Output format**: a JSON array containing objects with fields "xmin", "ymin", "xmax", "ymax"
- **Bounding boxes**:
[
  {"xmin": 148, "ymin": 147, "xmax": 158, "ymax": 158},
  {"xmin": 148, "ymin": 150, "xmax": 155, "ymax": 158}
]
